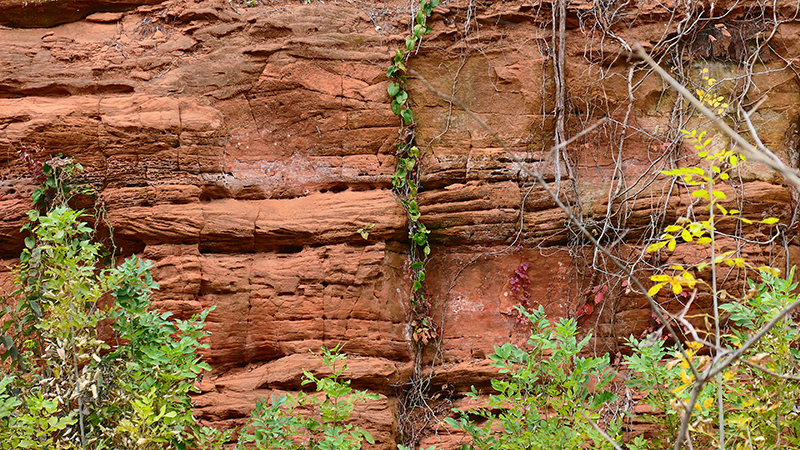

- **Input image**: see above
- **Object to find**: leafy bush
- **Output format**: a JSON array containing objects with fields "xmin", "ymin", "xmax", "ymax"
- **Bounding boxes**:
[
  {"xmin": 444, "ymin": 306, "xmax": 622, "ymax": 450},
  {"xmin": 624, "ymin": 68, "xmax": 795, "ymax": 450},
  {"xmin": 0, "ymin": 157, "xmax": 227, "ymax": 449},
  {"xmin": 627, "ymin": 269, "xmax": 800, "ymax": 449},
  {"xmin": 237, "ymin": 345, "xmax": 379, "ymax": 450}
]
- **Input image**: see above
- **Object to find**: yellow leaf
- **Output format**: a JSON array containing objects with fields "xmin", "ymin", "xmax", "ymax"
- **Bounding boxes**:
[
  {"xmin": 720, "ymin": 172, "xmax": 729, "ymax": 180},
  {"xmin": 668, "ymin": 238, "xmax": 677, "ymax": 252},
  {"xmin": 648, "ymin": 282, "xmax": 666, "ymax": 297},
  {"xmin": 697, "ymin": 237, "xmax": 712, "ymax": 245},
  {"xmin": 681, "ymin": 229, "xmax": 693, "ymax": 242},
  {"xmin": 730, "ymin": 155, "xmax": 738, "ymax": 165},
  {"xmin": 723, "ymin": 370, "xmax": 735, "ymax": 380},
  {"xmin": 717, "ymin": 204, "xmax": 728, "ymax": 215},
  {"xmin": 646, "ymin": 241, "xmax": 667, "ymax": 253},
  {"xmin": 665, "ymin": 224, "xmax": 683, "ymax": 233},
  {"xmin": 692, "ymin": 189, "xmax": 710, "ymax": 199},
  {"xmin": 686, "ymin": 341, "xmax": 703, "ymax": 350},
  {"xmin": 729, "ymin": 209, "xmax": 739, "ymax": 214},
  {"xmin": 762, "ymin": 217, "xmax": 779, "ymax": 225},
  {"xmin": 712, "ymin": 190, "xmax": 727, "ymax": 200},
  {"xmin": 703, "ymin": 397, "xmax": 714, "ymax": 410},
  {"xmin": 740, "ymin": 217, "xmax": 753, "ymax": 224},
  {"xmin": 651, "ymin": 274, "xmax": 671, "ymax": 282},
  {"xmin": 695, "ymin": 89, "xmax": 705, "ymax": 98},
  {"xmin": 672, "ymin": 282, "xmax": 682, "ymax": 295}
]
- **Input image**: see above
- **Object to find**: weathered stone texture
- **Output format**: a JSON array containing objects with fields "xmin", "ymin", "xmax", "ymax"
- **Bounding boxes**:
[{"xmin": 2, "ymin": 0, "xmax": 800, "ymax": 447}]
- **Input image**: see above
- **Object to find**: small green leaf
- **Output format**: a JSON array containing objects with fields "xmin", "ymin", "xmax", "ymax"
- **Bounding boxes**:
[
  {"xmin": 401, "ymin": 108, "xmax": 414, "ymax": 125},
  {"xmin": 387, "ymin": 82, "xmax": 401, "ymax": 97}
]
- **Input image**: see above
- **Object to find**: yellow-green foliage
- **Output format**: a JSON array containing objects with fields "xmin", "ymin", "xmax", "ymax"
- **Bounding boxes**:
[{"xmin": 645, "ymin": 73, "xmax": 779, "ymax": 298}]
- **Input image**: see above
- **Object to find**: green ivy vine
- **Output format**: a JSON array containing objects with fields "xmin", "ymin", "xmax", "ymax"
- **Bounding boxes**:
[{"xmin": 387, "ymin": 0, "xmax": 439, "ymax": 350}]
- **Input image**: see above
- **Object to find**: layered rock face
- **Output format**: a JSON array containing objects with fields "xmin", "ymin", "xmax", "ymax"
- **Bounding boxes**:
[{"xmin": 1, "ymin": 0, "xmax": 799, "ymax": 447}]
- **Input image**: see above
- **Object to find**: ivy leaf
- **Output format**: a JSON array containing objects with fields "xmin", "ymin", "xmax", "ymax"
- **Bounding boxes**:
[
  {"xmin": 391, "ymin": 100, "xmax": 402, "ymax": 116},
  {"xmin": 401, "ymin": 108, "xmax": 414, "ymax": 125},
  {"xmin": 405, "ymin": 35, "xmax": 417, "ymax": 51},
  {"xmin": 387, "ymin": 82, "xmax": 401, "ymax": 97}
]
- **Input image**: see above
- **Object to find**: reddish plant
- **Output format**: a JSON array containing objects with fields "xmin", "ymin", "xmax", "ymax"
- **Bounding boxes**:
[{"xmin": 509, "ymin": 261, "xmax": 531, "ymax": 325}]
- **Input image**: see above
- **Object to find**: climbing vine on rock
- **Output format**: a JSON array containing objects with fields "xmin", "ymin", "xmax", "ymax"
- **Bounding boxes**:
[{"xmin": 386, "ymin": 0, "xmax": 439, "ymax": 350}]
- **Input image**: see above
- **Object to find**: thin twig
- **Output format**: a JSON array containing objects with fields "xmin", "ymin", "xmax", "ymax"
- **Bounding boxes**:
[
  {"xmin": 582, "ymin": 411, "xmax": 624, "ymax": 450},
  {"xmin": 740, "ymin": 359, "xmax": 800, "ymax": 381}
]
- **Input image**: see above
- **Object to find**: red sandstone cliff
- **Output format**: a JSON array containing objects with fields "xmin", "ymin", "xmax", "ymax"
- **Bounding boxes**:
[{"xmin": 2, "ymin": 0, "xmax": 799, "ymax": 447}]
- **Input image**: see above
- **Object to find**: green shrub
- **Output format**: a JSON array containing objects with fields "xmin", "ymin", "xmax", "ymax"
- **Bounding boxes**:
[
  {"xmin": 444, "ymin": 306, "xmax": 622, "ymax": 450},
  {"xmin": 237, "ymin": 345, "xmax": 379, "ymax": 450},
  {"xmin": 0, "ymin": 158, "xmax": 227, "ymax": 449},
  {"xmin": 627, "ymin": 269, "xmax": 800, "ymax": 449}
]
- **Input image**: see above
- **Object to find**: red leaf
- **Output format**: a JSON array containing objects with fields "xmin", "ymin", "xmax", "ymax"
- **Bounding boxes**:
[
  {"xmin": 594, "ymin": 292, "xmax": 604, "ymax": 304},
  {"xmin": 601, "ymin": 285, "xmax": 608, "ymax": 293},
  {"xmin": 621, "ymin": 279, "xmax": 629, "ymax": 287}
]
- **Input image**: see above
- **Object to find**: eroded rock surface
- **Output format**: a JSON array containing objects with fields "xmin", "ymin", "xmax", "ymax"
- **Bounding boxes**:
[{"xmin": 2, "ymin": 0, "xmax": 800, "ymax": 447}]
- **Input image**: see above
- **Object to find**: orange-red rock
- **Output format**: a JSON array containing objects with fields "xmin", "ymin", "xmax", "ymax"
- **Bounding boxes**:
[{"xmin": 1, "ymin": 0, "xmax": 799, "ymax": 448}]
